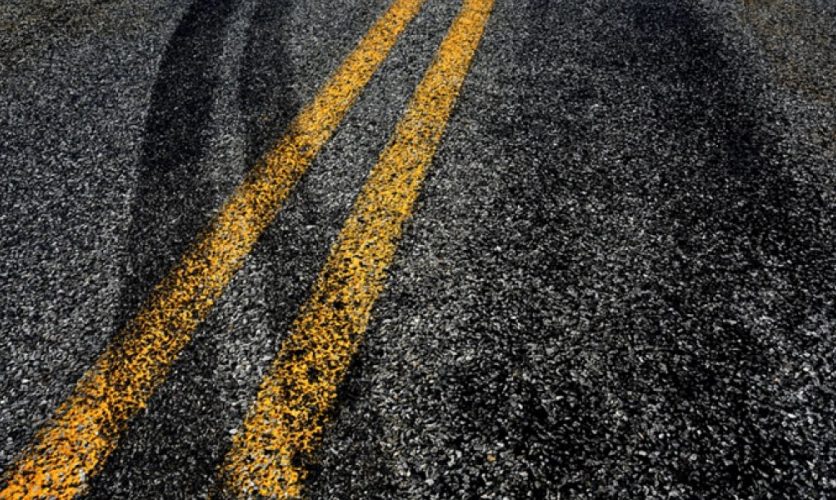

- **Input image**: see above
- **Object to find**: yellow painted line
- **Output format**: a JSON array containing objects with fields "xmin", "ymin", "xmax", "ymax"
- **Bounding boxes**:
[
  {"xmin": 0, "ymin": 1, "xmax": 426, "ymax": 498},
  {"xmin": 218, "ymin": 0, "xmax": 494, "ymax": 496}
]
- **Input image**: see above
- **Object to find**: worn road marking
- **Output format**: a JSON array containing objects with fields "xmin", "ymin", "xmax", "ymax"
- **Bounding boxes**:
[
  {"xmin": 218, "ymin": 0, "xmax": 495, "ymax": 496},
  {"xmin": 0, "ymin": 1, "xmax": 425, "ymax": 498}
]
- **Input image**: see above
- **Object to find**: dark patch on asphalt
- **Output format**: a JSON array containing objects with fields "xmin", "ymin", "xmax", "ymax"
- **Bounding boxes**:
[
  {"xmin": 305, "ymin": 0, "xmax": 835, "ymax": 497},
  {"xmin": 613, "ymin": 1, "xmax": 834, "ymax": 494},
  {"xmin": 239, "ymin": 0, "xmax": 299, "ymax": 166},
  {"xmin": 86, "ymin": 0, "xmax": 419, "ymax": 491},
  {"xmin": 118, "ymin": 0, "xmax": 237, "ymax": 327},
  {"xmin": 84, "ymin": 327, "xmax": 232, "ymax": 499},
  {"xmin": 4, "ymin": 0, "xmax": 834, "ymax": 497},
  {"xmin": 475, "ymin": 0, "xmax": 835, "ymax": 496},
  {"xmin": 87, "ymin": 0, "xmax": 402, "ymax": 495},
  {"xmin": 239, "ymin": 0, "xmax": 310, "ymax": 344},
  {"xmin": 87, "ymin": 0, "xmax": 249, "ymax": 497}
]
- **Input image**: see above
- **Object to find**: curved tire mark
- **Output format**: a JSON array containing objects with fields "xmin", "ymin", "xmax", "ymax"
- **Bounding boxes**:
[{"xmin": 120, "ymin": 0, "xmax": 238, "ymax": 325}]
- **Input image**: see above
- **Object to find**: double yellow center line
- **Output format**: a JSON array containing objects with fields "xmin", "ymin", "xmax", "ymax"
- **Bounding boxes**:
[
  {"xmin": 1, "ymin": 0, "xmax": 493, "ymax": 498},
  {"xmin": 219, "ymin": 0, "xmax": 493, "ymax": 496}
]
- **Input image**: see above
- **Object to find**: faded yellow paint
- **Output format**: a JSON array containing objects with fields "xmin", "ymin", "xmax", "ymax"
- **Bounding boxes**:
[
  {"xmin": 740, "ymin": 0, "xmax": 836, "ymax": 104},
  {"xmin": 218, "ymin": 0, "xmax": 494, "ymax": 497},
  {"xmin": 0, "ymin": 1, "xmax": 425, "ymax": 498}
]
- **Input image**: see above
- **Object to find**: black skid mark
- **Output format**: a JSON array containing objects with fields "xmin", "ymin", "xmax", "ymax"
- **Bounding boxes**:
[{"xmin": 119, "ymin": 0, "xmax": 238, "ymax": 327}]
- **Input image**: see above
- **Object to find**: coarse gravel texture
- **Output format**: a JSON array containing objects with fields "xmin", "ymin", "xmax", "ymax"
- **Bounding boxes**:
[
  {"xmin": 86, "ymin": 0, "xmax": 459, "ymax": 496},
  {"xmin": 1, "ymin": 0, "xmax": 835, "ymax": 498},
  {"xmin": 309, "ymin": 0, "xmax": 836, "ymax": 498},
  {"xmin": 1, "ymin": 0, "xmax": 187, "ymax": 469}
]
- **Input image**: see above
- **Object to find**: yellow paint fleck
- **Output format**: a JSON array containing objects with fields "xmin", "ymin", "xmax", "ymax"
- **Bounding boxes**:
[
  {"xmin": 217, "ymin": 0, "xmax": 495, "ymax": 497},
  {"xmin": 740, "ymin": 0, "xmax": 836, "ymax": 104},
  {"xmin": 0, "ymin": 1, "xmax": 425, "ymax": 498}
]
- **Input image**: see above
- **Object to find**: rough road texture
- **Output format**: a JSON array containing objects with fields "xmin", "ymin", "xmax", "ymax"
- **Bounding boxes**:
[{"xmin": 1, "ymin": 0, "xmax": 834, "ymax": 498}]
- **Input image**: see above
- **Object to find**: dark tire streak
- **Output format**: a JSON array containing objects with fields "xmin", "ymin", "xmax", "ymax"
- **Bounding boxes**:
[
  {"xmin": 240, "ymin": 0, "xmax": 298, "ymax": 167},
  {"xmin": 484, "ymin": 1, "xmax": 834, "ymax": 497},
  {"xmin": 238, "ymin": 0, "xmax": 306, "ymax": 347},
  {"xmin": 620, "ymin": 2, "xmax": 833, "ymax": 494},
  {"xmin": 86, "ymin": 0, "xmax": 261, "ymax": 497},
  {"xmin": 309, "ymin": 0, "xmax": 833, "ymax": 497},
  {"xmin": 118, "ymin": 0, "xmax": 237, "ymax": 329},
  {"xmin": 52, "ymin": 0, "xmax": 834, "ymax": 497}
]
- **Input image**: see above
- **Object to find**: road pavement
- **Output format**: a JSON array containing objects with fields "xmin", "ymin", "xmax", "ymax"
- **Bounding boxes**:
[{"xmin": 1, "ymin": 0, "xmax": 834, "ymax": 498}]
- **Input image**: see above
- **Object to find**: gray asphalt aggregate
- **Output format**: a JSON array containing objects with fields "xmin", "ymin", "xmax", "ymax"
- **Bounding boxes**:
[
  {"xmin": 1, "ymin": 0, "xmax": 184, "ymax": 469},
  {"xmin": 1, "ymin": 0, "xmax": 835, "ymax": 498},
  {"xmin": 311, "ymin": 1, "xmax": 836, "ymax": 496},
  {"xmin": 88, "ymin": 0, "xmax": 456, "ymax": 496}
]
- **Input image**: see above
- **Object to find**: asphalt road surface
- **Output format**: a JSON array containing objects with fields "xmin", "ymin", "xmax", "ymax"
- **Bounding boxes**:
[{"xmin": 1, "ymin": 0, "xmax": 835, "ymax": 498}]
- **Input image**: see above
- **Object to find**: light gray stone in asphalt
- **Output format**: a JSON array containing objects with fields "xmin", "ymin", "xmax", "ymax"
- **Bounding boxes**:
[{"xmin": 1, "ymin": 0, "xmax": 834, "ymax": 498}]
